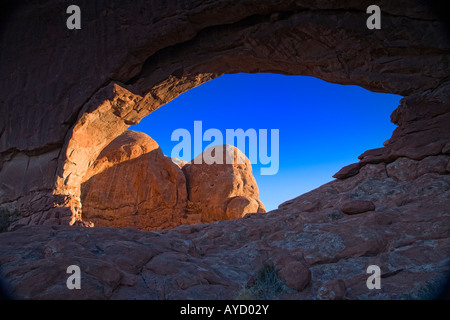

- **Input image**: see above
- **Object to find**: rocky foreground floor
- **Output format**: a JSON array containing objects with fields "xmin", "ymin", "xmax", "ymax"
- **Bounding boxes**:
[{"xmin": 0, "ymin": 156, "xmax": 449, "ymax": 300}]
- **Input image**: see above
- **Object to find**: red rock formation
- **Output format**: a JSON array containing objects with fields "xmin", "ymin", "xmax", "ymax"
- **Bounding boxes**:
[
  {"xmin": 80, "ymin": 135, "xmax": 265, "ymax": 230},
  {"xmin": 334, "ymin": 83, "xmax": 450, "ymax": 179},
  {"xmin": 1, "ymin": 0, "xmax": 449, "ymax": 227},
  {"xmin": 0, "ymin": 0, "xmax": 449, "ymax": 301},
  {"xmin": 81, "ymin": 131, "xmax": 188, "ymax": 230},
  {"xmin": 183, "ymin": 145, "xmax": 266, "ymax": 223},
  {"xmin": 0, "ymin": 153, "xmax": 448, "ymax": 299},
  {"xmin": 340, "ymin": 200, "xmax": 375, "ymax": 215}
]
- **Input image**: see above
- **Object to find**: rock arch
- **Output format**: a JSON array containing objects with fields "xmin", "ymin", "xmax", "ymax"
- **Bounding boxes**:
[{"xmin": 0, "ymin": 1, "xmax": 449, "ymax": 229}]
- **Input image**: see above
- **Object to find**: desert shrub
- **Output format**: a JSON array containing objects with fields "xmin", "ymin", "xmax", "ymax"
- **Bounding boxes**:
[{"xmin": 236, "ymin": 263, "xmax": 286, "ymax": 300}]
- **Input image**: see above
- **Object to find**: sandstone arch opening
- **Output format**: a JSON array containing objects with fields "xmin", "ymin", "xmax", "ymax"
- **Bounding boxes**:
[
  {"xmin": 2, "ymin": 0, "xmax": 448, "ymax": 232},
  {"xmin": 52, "ymin": 53, "xmax": 449, "ymax": 230},
  {"xmin": 77, "ymin": 73, "xmax": 402, "ymax": 231},
  {"xmin": 1, "ymin": 0, "xmax": 449, "ymax": 301},
  {"xmin": 127, "ymin": 73, "xmax": 402, "ymax": 212}
]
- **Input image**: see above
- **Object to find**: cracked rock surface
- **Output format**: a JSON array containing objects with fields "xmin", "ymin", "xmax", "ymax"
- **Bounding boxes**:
[{"xmin": 1, "ymin": 156, "xmax": 449, "ymax": 299}]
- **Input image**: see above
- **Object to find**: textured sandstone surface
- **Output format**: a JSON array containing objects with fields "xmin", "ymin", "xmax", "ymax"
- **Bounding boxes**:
[
  {"xmin": 0, "ymin": 0, "xmax": 449, "ymax": 227},
  {"xmin": 80, "ymin": 131, "xmax": 188, "ymax": 230},
  {"xmin": 0, "ymin": 0, "xmax": 449, "ymax": 300},
  {"xmin": 0, "ymin": 155, "xmax": 449, "ymax": 299},
  {"xmin": 340, "ymin": 200, "xmax": 376, "ymax": 215},
  {"xmin": 80, "ymin": 135, "xmax": 265, "ymax": 230},
  {"xmin": 183, "ymin": 145, "xmax": 266, "ymax": 223}
]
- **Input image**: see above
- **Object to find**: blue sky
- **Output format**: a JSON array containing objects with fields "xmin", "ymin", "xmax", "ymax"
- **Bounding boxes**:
[{"xmin": 130, "ymin": 73, "xmax": 402, "ymax": 211}]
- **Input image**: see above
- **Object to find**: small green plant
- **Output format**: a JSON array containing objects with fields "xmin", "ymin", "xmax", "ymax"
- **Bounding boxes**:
[{"xmin": 236, "ymin": 263, "xmax": 286, "ymax": 300}]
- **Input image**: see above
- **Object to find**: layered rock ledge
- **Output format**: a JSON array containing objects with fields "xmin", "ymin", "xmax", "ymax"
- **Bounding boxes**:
[{"xmin": 0, "ymin": 155, "xmax": 449, "ymax": 299}]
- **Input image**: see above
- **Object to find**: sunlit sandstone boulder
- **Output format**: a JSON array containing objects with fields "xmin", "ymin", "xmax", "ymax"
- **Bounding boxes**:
[
  {"xmin": 81, "ymin": 131, "xmax": 188, "ymax": 230},
  {"xmin": 81, "ymin": 133, "xmax": 266, "ymax": 229},
  {"xmin": 183, "ymin": 145, "xmax": 266, "ymax": 223}
]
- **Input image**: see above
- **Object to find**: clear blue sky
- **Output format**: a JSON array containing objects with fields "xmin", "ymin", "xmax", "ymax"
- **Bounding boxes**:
[{"xmin": 130, "ymin": 73, "xmax": 402, "ymax": 211}]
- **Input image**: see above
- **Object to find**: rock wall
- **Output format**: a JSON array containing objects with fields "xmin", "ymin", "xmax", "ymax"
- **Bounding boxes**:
[
  {"xmin": 0, "ymin": 0, "xmax": 449, "ymax": 228},
  {"xmin": 80, "ymin": 131, "xmax": 188, "ymax": 230},
  {"xmin": 80, "ymin": 133, "xmax": 265, "ymax": 230},
  {"xmin": 0, "ymin": 0, "xmax": 449, "ymax": 300},
  {"xmin": 1, "ymin": 153, "xmax": 449, "ymax": 299},
  {"xmin": 183, "ymin": 145, "xmax": 266, "ymax": 224}
]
